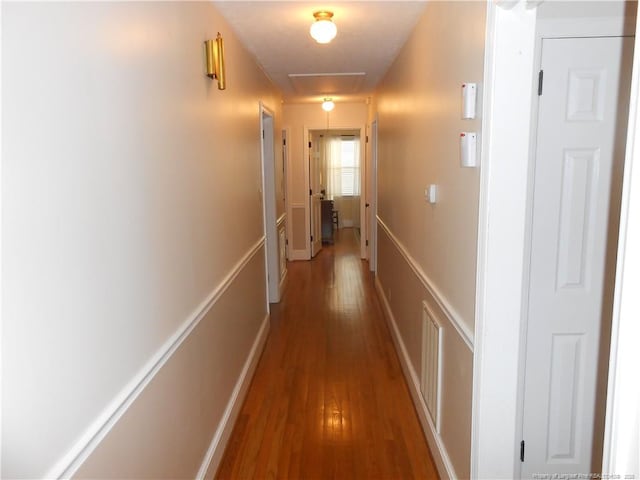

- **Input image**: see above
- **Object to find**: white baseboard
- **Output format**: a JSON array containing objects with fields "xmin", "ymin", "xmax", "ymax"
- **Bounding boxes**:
[
  {"xmin": 375, "ymin": 276, "xmax": 458, "ymax": 480},
  {"xmin": 197, "ymin": 313, "xmax": 270, "ymax": 479}
]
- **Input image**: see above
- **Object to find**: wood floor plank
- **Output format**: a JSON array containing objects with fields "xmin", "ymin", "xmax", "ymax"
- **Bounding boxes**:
[{"xmin": 216, "ymin": 229, "xmax": 439, "ymax": 479}]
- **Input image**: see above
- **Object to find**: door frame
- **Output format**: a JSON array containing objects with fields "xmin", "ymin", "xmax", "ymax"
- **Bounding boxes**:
[
  {"xmin": 602, "ymin": 19, "xmax": 640, "ymax": 474},
  {"xmin": 368, "ymin": 116, "xmax": 379, "ymax": 272},
  {"xmin": 302, "ymin": 124, "xmax": 367, "ymax": 259},
  {"xmin": 308, "ymin": 130, "xmax": 323, "ymax": 257},
  {"xmin": 282, "ymin": 128, "xmax": 291, "ymax": 261},
  {"xmin": 471, "ymin": 2, "xmax": 639, "ymax": 478},
  {"xmin": 260, "ymin": 103, "xmax": 280, "ymax": 305}
]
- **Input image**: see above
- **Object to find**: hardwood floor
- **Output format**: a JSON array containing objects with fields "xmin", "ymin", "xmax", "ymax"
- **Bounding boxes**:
[{"xmin": 216, "ymin": 229, "xmax": 439, "ymax": 479}]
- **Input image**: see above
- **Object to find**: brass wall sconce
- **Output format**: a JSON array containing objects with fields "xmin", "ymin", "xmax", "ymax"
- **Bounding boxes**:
[{"xmin": 205, "ymin": 33, "xmax": 226, "ymax": 90}]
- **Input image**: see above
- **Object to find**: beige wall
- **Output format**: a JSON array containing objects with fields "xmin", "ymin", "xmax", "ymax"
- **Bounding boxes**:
[
  {"xmin": 334, "ymin": 196, "xmax": 360, "ymax": 228},
  {"xmin": 2, "ymin": 2, "xmax": 281, "ymax": 477},
  {"xmin": 375, "ymin": 1, "xmax": 485, "ymax": 329},
  {"xmin": 377, "ymin": 227, "xmax": 473, "ymax": 479},
  {"xmin": 372, "ymin": 2, "xmax": 486, "ymax": 478},
  {"xmin": 283, "ymin": 103, "xmax": 368, "ymax": 255}
]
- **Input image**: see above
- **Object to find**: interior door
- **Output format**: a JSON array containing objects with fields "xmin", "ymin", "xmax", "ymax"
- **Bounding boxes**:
[
  {"xmin": 521, "ymin": 36, "xmax": 632, "ymax": 477},
  {"xmin": 309, "ymin": 132, "xmax": 323, "ymax": 257}
]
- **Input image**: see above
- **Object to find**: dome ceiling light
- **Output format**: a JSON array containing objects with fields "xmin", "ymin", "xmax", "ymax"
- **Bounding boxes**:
[
  {"xmin": 310, "ymin": 11, "xmax": 337, "ymax": 44},
  {"xmin": 322, "ymin": 98, "xmax": 335, "ymax": 112}
]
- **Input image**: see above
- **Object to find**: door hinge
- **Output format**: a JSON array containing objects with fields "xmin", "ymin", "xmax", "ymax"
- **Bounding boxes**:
[
  {"xmin": 286, "ymin": 238, "xmax": 289, "ymax": 245},
  {"xmin": 309, "ymin": 189, "xmax": 312, "ymax": 196},
  {"xmin": 538, "ymin": 70, "xmax": 544, "ymax": 96},
  {"xmin": 283, "ymin": 138, "xmax": 286, "ymax": 146},
  {"xmin": 520, "ymin": 440, "xmax": 525, "ymax": 462},
  {"xmin": 262, "ymin": 130, "xmax": 265, "ymax": 139},
  {"xmin": 310, "ymin": 235, "xmax": 313, "ymax": 242},
  {"xmin": 309, "ymin": 141, "xmax": 312, "ymax": 148},
  {"xmin": 366, "ymin": 240, "xmax": 369, "ymax": 246},
  {"xmin": 366, "ymin": 135, "xmax": 369, "ymax": 143}
]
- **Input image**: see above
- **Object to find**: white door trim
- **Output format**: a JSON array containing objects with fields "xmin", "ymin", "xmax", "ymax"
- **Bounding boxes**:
[
  {"xmin": 302, "ymin": 126, "xmax": 312, "ymax": 259},
  {"xmin": 370, "ymin": 116, "xmax": 378, "ymax": 272},
  {"xmin": 358, "ymin": 131, "xmax": 367, "ymax": 259},
  {"xmin": 282, "ymin": 128, "xmax": 292, "ymax": 261},
  {"xmin": 471, "ymin": 3, "xmax": 538, "ymax": 478},
  {"xmin": 0, "ymin": 1, "xmax": 4, "ymax": 472},
  {"xmin": 603, "ymin": 11, "xmax": 640, "ymax": 477},
  {"xmin": 260, "ymin": 103, "xmax": 279, "ymax": 305}
]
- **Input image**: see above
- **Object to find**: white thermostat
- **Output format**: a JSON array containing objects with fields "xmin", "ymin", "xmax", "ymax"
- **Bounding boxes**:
[
  {"xmin": 460, "ymin": 132, "xmax": 477, "ymax": 168},
  {"xmin": 461, "ymin": 83, "xmax": 477, "ymax": 119}
]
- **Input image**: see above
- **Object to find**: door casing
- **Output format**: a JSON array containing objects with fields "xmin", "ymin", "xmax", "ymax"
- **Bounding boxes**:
[
  {"xmin": 368, "ymin": 117, "xmax": 379, "ymax": 272},
  {"xmin": 260, "ymin": 103, "xmax": 280, "ymax": 305},
  {"xmin": 302, "ymin": 124, "xmax": 367, "ymax": 259}
]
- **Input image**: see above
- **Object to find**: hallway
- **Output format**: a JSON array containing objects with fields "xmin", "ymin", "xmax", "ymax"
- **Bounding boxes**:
[
  {"xmin": 5, "ymin": 2, "xmax": 640, "ymax": 478},
  {"xmin": 216, "ymin": 229, "xmax": 439, "ymax": 479}
]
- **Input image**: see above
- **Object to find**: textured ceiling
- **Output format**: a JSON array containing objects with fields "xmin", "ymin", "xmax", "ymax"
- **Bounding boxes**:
[{"xmin": 214, "ymin": 1, "xmax": 427, "ymax": 104}]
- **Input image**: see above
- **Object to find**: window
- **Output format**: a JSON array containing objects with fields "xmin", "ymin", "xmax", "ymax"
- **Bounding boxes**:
[
  {"xmin": 340, "ymin": 139, "xmax": 359, "ymax": 196},
  {"xmin": 327, "ymin": 136, "xmax": 360, "ymax": 198}
]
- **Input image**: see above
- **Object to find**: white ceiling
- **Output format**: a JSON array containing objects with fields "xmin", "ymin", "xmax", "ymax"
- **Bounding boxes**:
[{"xmin": 214, "ymin": 1, "xmax": 427, "ymax": 104}]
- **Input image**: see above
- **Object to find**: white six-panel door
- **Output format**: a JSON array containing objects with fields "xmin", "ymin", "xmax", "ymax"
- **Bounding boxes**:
[{"xmin": 521, "ymin": 36, "xmax": 633, "ymax": 478}]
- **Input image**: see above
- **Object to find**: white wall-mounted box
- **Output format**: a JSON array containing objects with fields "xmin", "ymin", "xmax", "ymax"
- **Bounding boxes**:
[
  {"xmin": 461, "ymin": 83, "xmax": 477, "ymax": 119},
  {"xmin": 460, "ymin": 132, "xmax": 477, "ymax": 167}
]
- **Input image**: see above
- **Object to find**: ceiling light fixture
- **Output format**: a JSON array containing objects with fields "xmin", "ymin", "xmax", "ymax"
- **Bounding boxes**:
[
  {"xmin": 322, "ymin": 98, "xmax": 335, "ymax": 112},
  {"xmin": 310, "ymin": 11, "xmax": 337, "ymax": 44}
]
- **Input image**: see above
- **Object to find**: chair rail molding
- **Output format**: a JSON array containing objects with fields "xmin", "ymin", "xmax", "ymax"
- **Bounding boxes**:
[
  {"xmin": 46, "ymin": 237, "xmax": 267, "ymax": 479},
  {"xmin": 377, "ymin": 216, "xmax": 473, "ymax": 350}
]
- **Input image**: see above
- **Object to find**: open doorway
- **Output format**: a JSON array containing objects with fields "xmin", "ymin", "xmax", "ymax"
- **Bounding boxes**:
[{"xmin": 307, "ymin": 129, "xmax": 365, "ymax": 257}]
